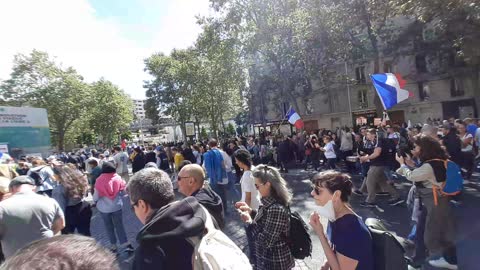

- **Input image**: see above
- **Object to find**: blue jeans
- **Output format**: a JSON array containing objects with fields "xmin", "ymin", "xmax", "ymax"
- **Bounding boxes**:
[
  {"xmin": 361, "ymin": 162, "xmax": 370, "ymax": 178},
  {"xmin": 227, "ymin": 171, "xmax": 240, "ymax": 203},
  {"xmin": 100, "ymin": 210, "xmax": 128, "ymax": 246},
  {"xmin": 384, "ymin": 167, "xmax": 394, "ymax": 181}
]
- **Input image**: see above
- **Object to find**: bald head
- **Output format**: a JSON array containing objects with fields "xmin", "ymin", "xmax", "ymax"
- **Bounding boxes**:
[
  {"xmin": 180, "ymin": 164, "xmax": 205, "ymax": 183},
  {"xmin": 178, "ymin": 164, "xmax": 206, "ymax": 196}
]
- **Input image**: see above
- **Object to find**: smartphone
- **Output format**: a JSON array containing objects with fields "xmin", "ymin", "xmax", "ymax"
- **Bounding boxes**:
[{"xmin": 397, "ymin": 148, "xmax": 407, "ymax": 158}]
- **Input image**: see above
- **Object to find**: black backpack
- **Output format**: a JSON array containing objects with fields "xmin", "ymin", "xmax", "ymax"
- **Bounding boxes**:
[
  {"xmin": 365, "ymin": 218, "xmax": 408, "ymax": 270},
  {"xmin": 29, "ymin": 166, "xmax": 46, "ymax": 186},
  {"xmin": 287, "ymin": 207, "xmax": 312, "ymax": 259}
]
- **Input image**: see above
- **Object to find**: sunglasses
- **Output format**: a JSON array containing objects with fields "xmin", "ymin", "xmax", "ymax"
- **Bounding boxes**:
[
  {"xmin": 255, "ymin": 183, "xmax": 266, "ymax": 189},
  {"xmin": 257, "ymin": 165, "xmax": 273, "ymax": 174},
  {"xmin": 177, "ymin": 176, "xmax": 190, "ymax": 181},
  {"xmin": 311, "ymin": 180, "xmax": 322, "ymax": 195},
  {"xmin": 130, "ymin": 201, "xmax": 139, "ymax": 211},
  {"xmin": 312, "ymin": 186, "xmax": 321, "ymax": 195}
]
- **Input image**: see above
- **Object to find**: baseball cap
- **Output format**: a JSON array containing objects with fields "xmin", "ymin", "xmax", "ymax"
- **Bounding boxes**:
[{"xmin": 9, "ymin": 175, "xmax": 35, "ymax": 188}]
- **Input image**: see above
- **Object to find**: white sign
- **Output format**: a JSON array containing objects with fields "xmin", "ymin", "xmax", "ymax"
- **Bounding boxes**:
[
  {"xmin": 0, "ymin": 144, "xmax": 8, "ymax": 154},
  {"xmin": 0, "ymin": 106, "xmax": 49, "ymax": 128},
  {"xmin": 185, "ymin": 123, "xmax": 195, "ymax": 137},
  {"xmin": 26, "ymin": 153, "xmax": 43, "ymax": 158}
]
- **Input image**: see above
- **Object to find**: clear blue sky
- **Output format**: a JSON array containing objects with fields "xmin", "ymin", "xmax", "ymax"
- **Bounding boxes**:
[{"xmin": 88, "ymin": 0, "xmax": 169, "ymax": 46}]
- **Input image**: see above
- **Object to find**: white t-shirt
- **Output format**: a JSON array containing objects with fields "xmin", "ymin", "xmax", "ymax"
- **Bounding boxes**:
[
  {"xmin": 324, "ymin": 142, "xmax": 337, "ymax": 159},
  {"xmin": 388, "ymin": 132, "xmax": 399, "ymax": 139},
  {"xmin": 461, "ymin": 133, "xmax": 473, "ymax": 152},
  {"xmin": 193, "ymin": 150, "xmax": 202, "ymax": 165},
  {"xmin": 240, "ymin": 170, "xmax": 260, "ymax": 210},
  {"xmin": 475, "ymin": 128, "xmax": 480, "ymax": 147},
  {"xmin": 220, "ymin": 150, "xmax": 233, "ymax": 172},
  {"xmin": 113, "ymin": 152, "xmax": 129, "ymax": 174}
]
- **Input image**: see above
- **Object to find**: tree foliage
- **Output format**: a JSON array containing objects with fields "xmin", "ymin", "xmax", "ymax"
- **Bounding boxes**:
[
  {"xmin": 89, "ymin": 79, "xmax": 133, "ymax": 147},
  {"xmin": 210, "ymin": 0, "xmax": 334, "ymax": 118},
  {"xmin": 144, "ymin": 20, "xmax": 245, "ymax": 139},
  {"xmin": 398, "ymin": 0, "xmax": 480, "ymax": 59},
  {"xmin": 0, "ymin": 50, "xmax": 91, "ymax": 150},
  {"xmin": 0, "ymin": 50, "xmax": 134, "ymax": 150}
]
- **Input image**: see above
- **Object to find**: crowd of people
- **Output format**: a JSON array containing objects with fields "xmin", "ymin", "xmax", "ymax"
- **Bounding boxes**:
[{"xmin": 0, "ymin": 116, "xmax": 477, "ymax": 269}]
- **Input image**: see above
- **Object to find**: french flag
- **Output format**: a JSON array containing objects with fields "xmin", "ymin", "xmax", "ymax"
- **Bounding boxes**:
[
  {"xmin": 370, "ymin": 73, "xmax": 413, "ymax": 110},
  {"xmin": 286, "ymin": 107, "xmax": 304, "ymax": 129}
]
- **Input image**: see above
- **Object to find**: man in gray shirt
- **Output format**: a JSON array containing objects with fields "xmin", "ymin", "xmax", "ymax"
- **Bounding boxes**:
[
  {"xmin": 113, "ymin": 146, "xmax": 129, "ymax": 182},
  {"xmin": 0, "ymin": 176, "xmax": 65, "ymax": 258}
]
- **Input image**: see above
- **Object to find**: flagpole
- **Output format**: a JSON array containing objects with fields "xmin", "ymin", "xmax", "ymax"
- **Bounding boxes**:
[{"xmin": 271, "ymin": 106, "xmax": 291, "ymax": 136}]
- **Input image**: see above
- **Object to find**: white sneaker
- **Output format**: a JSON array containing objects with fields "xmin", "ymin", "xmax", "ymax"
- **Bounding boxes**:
[{"xmin": 428, "ymin": 257, "xmax": 458, "ymax": 270}]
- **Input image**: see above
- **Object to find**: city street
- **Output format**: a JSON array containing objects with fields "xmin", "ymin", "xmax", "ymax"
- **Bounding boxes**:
[{"xmin": 90, "ymin": 167, "xmax": 480, "ymax": 270}]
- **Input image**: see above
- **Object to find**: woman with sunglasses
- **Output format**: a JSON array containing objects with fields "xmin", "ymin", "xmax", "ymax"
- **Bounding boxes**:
[
  {"xmin": 236, "ymin": 165, "xmax": 294, "ymax": 270},
  {"xmin": 310, "ymin": 170, "xmax": 374, "ymax": 270}
]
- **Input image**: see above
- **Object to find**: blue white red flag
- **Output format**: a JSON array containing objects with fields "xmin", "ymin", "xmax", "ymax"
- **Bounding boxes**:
[
  {"xmin": 370, "ymin": 73, "xmax": 413, "ymax": 110},
  {"xmin": 285, "ymin": 107, "xmax": 304, "ymax": 129}
]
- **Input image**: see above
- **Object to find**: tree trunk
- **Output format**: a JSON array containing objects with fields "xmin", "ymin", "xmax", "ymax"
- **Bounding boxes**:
[
  {"xmin": 220, "ymin": 114, "xmax": 226, "ymax": 136},
  {"xmin": 180, "ymin": 121, "xmax": 187, "ymax": 143},
  {"xmin": 285, "ymin": 80, "xmax": 301, "ymax": 113},
  {"xmin": 194, "ymin": 116, "xmax": 200, "ymax": 141},
  {"xmin": 211, "ymin": 115, "xmax": 218, "ymax": 139},
  {"xmin": 472, "ymin": 64, "xmax": 480, "ymax": 117},
  {"xmin": 58, "ymin": 130, "xmax": 65, "ymax": 151}
]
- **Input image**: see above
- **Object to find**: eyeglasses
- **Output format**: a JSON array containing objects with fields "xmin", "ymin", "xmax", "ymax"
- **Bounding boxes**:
[
  {"xmin": 255, "ymin": 183, "xmax": 266, "ymax": 189},
  {"xmin": 311, "ymin": 184, "xmax": 321, "ymax": 195},
  {"xmin": 130, "ymin": 201, "xmax": 139, "ymax": 211},
  {"xmin": 177, "ymin": 176, "xmax": 190, "ymax": 181}
]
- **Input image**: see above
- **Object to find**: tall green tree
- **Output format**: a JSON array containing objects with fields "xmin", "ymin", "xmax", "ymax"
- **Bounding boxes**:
[
  {"xmin": 0, "ymin": 50, "xmax": 59, "ymax": 106},
  {"xmin": 0, "ymin": 50, "xmax": 91, "ymax": 150},
  {"xmin": 398, "ymin": 0, "xmax": 480, "ymax": 72},
  {"xmin": 208, "ymin": 0, "xmax": 334, "ymax": 122},
  {"xmin": 194, "ymin": 20, "xmax": 245, "ymax": 137},
  {"xmin": 88, "ymin": 79, "xmax": 134, "ymax": 147},
  {"xmin": 144, "ymin": 50, "xmax": 195, "ymax": 141}
]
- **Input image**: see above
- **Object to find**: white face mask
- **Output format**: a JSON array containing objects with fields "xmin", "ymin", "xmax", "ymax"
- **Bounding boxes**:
[{"xmin": 316, "ymin": 199, "xmax": 336, "ymax": 222}]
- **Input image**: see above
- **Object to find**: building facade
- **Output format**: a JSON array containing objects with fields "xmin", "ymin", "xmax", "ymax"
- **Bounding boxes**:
[
  {"xmin": 248, "ymin": 20, "xmax": 480, "ymax": 132},
  {"xmin": 132, "ymin": 99, "xmax": 146, "ymax": 119}
]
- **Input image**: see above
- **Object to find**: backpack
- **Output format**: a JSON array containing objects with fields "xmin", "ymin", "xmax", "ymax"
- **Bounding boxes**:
[
  {"xmin": 365, "ymin": 218, "xmax": 408, "ymax": 270},
  {"xmin": 287, "ymin": 207, "xmax": 312, "ymax": 259},
  {"xmin": 189, "ymin": 206, "xmax": 252, "ymax": 270},
  {"xmin": 427, "ymin": 159, "xmax": 463, "ymax": 205},
  {"xmin": 29, "ymin": 166, "xmax": 46, "ymax": 186}
]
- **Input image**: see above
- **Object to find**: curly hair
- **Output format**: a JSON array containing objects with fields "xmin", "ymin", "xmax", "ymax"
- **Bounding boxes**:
[
  {"xmin": 56, "ymin": 166, "xmax": 89, "ymax": 199},
  {"xmin": 415, "ymin": 135, "xmax": 448, "ymax": 161}
]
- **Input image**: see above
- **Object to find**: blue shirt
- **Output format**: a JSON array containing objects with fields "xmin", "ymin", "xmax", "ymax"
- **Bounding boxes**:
[
  {"xmin": 467, "ymin": 124, "xmax": 477, "ymax": 137},
  {"xmin": 203, "ymin": 149, "xmax": 225, "ymax": 185},
  {"xmin": 327, "ymin": 214, "xmax": 374, "ymax": 270}
]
